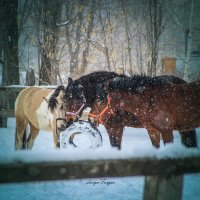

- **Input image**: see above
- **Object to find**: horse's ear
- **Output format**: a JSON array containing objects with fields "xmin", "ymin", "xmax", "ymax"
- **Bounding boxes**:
[
  {"xmin": 43, "ymin": 97, "xmax": 49, "ymax": 103},
  {"xmin": 68, "ymin": 77, "xmax": 73, "ymax": 86},
  {"xmin": 103, "ymin": 82, "xmax": 109, "ymax": 92}
]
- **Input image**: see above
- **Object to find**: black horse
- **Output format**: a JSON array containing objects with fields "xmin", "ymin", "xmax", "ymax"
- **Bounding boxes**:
[{"xmin": 63, "ymin": 71, "xmax": 197, "ymax": 149}]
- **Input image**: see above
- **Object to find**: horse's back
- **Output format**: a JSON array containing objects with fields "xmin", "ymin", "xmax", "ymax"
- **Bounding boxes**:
[
  {"xmin": 15, "ymin": 87, "xmax": 53, "ymax": 128},
  {"xmin": 15, "ymin": 87, "xmax": 51, "ymax": 112}
]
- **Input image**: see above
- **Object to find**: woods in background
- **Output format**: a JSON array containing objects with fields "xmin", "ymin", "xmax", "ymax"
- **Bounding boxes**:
[{"xmin": 0, "ymin": 0, "xmax": 200, "ymax": 85}]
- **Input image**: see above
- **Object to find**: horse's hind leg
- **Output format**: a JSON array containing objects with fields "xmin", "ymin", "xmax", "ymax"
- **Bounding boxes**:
[
  {"xmin": 161, "ymin": 130, "xmax": 174, "ymax": 145},
  {"xmin": 147, "ymin": 129, "xmax": 160, "ymax": 148},
  {"xmin": 107, "ymin": 126, "xmax": 124, "ymax": 149},
  {"xmin": 179, "ymin": 130, "xmax": 198, "ymax": 148},
  {"xmin": 105, "ymin": 114, "xmax": 125, "ymax": 149},
  {"xmin": 27, "ymin": 123, "xmax": 39, "ymax": 149},
  {"xmin": 15, "ymin": 116, "xmax": 28, "ymax": 150}
]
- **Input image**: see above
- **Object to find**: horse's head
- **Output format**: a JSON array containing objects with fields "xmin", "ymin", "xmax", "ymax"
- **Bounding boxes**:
[
  {"xmin": 96, "ymin": 82, "xmax": 109, "ymax": 102},
  {"xmin": 89, "ymin": 81, "xmax": 112, "ymax": 126},
  {"xmin": 64, "ymin": 78, "xmax": 86, "ymax": 125},
  {"xmin": 44, "ymin": 85, "xmax": 67, "ymax": 136}
]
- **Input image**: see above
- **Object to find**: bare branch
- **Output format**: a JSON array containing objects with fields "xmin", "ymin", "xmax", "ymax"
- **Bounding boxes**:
[{"xmin": 56, "ymin": 12, "xmax": 81, "ymax": 27}]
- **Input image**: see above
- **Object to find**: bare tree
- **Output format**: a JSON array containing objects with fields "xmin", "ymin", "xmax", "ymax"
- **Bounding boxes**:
[
  {"xmin": 97, "ymin": 1, "xmax": 113, "ymax": 71},
  {"xmin": 145, "ymin": 0, "xmax": 164, "ymax": 76},
  {"xmin": 64, "ymin": 0, "xmax": 84, "ymax": 76},
  {"xmin": 39, "ymin": 0, "xmax": 62, "ymax": 85},
  {"xmin": 0, "ymin": 0, "xmax": 19, "ymax": 85},
  {"xmin": 16, "ymin": 0, "xmax": 199, "ymax": 82},
  {"xmin": 183, "ymin": 0, "xmax": 194, "ymax": 82},
  {"xmin": 122, "ymin": 0, "xmax": 133, "ymax": 74},
  {"xmin": 80, "ymin": 0, "xmax": 96, "ymax": 73}
]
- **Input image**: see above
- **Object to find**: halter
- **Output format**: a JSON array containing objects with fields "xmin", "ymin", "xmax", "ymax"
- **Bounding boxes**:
[
  {"xmin": 55, "ymin": 99, "xmax": 86, "ymax": 144},
  {"xmin": 55, "ymin": 117, "xmax": 66, "ymax": 144},
  {"xmin": 65, "ymin": 103, "xmax": 86, "ymax": 119},
  {"xmin": 89, "ymin": 95, "xmax": 114, "ymax": 125}
]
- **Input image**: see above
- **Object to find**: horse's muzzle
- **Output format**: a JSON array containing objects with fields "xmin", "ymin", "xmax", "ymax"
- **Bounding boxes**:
[
  {"xmin": 58, "ymin": 124, "xmax": 67, "ymax": 132},
  {"xmin": 65, "ymin": 119, "xmax": 74, "ymax": 128}
]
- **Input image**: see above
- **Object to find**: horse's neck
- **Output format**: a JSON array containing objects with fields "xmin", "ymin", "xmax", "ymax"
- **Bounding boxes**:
[
  {"xmin": 110, "ymin": 91, "xmax": 138, "ymax": 107},
  {"xmin": 82, "ymin": 84, "xmax": 99, "ymax": 107}
]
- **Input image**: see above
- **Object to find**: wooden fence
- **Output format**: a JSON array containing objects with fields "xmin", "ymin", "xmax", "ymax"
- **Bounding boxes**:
[
  {"xmin": 0, "ymin": 153, "xmax": 200, "ymax": 200},
  {"xmin": 0, "ymin": 86, "xmax": 27, "ymax": 127}
]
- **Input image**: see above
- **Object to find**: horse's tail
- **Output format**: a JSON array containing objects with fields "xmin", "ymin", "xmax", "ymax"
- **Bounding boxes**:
[
  {"xmin": 15, "ymin": 126, "xmax": 27, "ymax": 150},
  {"xmin": 15, "ymin": 88, "xmax": 29, "ymax": 150},
  {"xmin": 22, "ymin": 127, "xmax": 27, "ymax": 149}
]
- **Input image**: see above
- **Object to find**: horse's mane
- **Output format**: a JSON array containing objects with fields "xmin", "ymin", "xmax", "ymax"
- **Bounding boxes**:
[
  {"xmin": 75, "ymin": 71, "xmax": 126, "ymax": 85},
  {"xmin": 107, "ymin": 75, "xmax": 175, "ymax": 93},
  {"xmin": 48, "ymin": 85, "xmax": 65, "ymax": 111},
  {"xmin": 65, "ymin": 71, "xmax": 127, "ymax": 106}
]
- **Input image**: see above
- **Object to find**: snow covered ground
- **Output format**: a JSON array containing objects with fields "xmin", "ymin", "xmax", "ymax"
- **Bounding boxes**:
[{"xmin": 0, "ymin": 118, "xmax": 200, "ymax": 200}]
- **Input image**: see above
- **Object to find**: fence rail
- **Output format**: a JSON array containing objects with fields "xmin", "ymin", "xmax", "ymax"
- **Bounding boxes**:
[
  {"xmin": 0, "ymin": 153, "xmax": 200, "ymax": 200},
  {"xmin": 0, "ymin": 156, "xmax": 200, "ymax": 183}
]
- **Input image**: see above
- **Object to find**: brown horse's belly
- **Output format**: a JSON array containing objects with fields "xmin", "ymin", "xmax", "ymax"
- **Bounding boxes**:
[{"xmin": 174, "ymin": 112, "xmax": 200, "ymax": 131}]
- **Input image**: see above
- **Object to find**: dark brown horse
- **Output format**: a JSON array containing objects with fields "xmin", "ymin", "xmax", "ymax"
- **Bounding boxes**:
[
  {"xmin": 63, "ymin": 72, "xmax": 197, "ymax": 149},
  {"xmin": 91, "ymin": 76, "xmax": 200, "ymax": 147}
]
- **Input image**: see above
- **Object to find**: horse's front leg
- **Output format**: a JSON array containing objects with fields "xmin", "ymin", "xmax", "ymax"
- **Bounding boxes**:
[
  {"xmin": 179, "ymin": 130, "xmax": 198, "ymax": 148},
  {"xmin": 161, "ymin": 130, "xmax": 174, "ymax": 145},
  {"xmin": 53, "ymin": 128, "xmax": 60, "ymax": 148},
  {"xmin": 15, "ymin": 117, "xmax": 28, "ymax": 150},
  {"xmin": 152, "ymin": 124, "xmax": 174, "ymax": 145},
  {"xmin": 106, "ymin": 126, "xmax": 123, "ymax": 149},
  {"xmin": 105, "ymin": 116, "xmax": 124, "ymax": 149},
  {"xmin": 151, "ymin": 112, "xmax": 174, "ymax": 145},
  {"xmin": 27, "ymin": 123, "xmax": 40, "ymax": 149},
  {"xmin": 147, "ymin": 128, "xmax": 161, "ymax": 148}
]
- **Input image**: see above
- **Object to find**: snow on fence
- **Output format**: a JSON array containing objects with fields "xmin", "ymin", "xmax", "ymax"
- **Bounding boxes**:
[{"xmin": 0, "ymin": 150, "xmax": 200, "ymax": 200}]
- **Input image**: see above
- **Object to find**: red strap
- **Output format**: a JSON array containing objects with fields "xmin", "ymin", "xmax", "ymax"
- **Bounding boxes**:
[{"xmin": 89, "ymin": 96, "xmax": 113, "ymax": 125}]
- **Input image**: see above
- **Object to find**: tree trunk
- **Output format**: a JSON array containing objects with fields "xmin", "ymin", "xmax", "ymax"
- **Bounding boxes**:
[
  {"xmin": 183, "ymin": 0, "xmax": 194, "ymax": 82},
  {"xmin": 26, "ymin": 68, "xmax": 35, "ymax": 86},
  {"xmin": 39, "ymin": 0, "xmax": 60, "ymax": 85},
  {"xmin": 98, "ymin": 1, "xmax": 111, "ymax": 71},
  {"xmin": 1, "ymin": 0, "xmax": 19, "ymax": 85},
  {"xmin": 65, "ymin": 0, "xmax": 84, "ymax": 76},
  {"xmin": 122, "ymin": 0, "xmax": 133, "ymax": 74},
  {"xmin": 146, "ymin": 0, "xmax": 163, "ymax": 76},
  {"xmin": 80, "ymin": 0, "xmax": 96, "ymax": 74}
]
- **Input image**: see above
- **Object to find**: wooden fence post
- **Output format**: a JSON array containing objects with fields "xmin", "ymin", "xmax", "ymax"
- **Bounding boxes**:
[
  {"xmin": 143, "ymin": 175, "xmax": 183, "ymax": 200},
  {"xmin": 0, "ymin": 116, "xmax": 7, "ymax": 127},
  {"xmin": 0, "ymin": 87, "xmax": 25, "ymax": 127}
]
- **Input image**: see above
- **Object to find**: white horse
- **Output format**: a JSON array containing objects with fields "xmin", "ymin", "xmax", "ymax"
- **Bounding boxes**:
[{"xmin": 15, "ymin": 85, "xmax": 66, "ymax": 150}]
